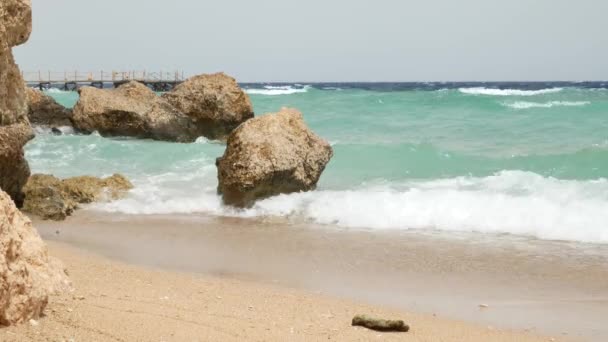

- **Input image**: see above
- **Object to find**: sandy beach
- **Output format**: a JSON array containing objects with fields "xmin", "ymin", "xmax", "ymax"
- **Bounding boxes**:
[
  {"xmin": 3, "ymin": 238, "xmax": 557, "ymax": 342},
  {"xmin": 5, "ymin": 211, "xmax": 608, "ymax": 341}
]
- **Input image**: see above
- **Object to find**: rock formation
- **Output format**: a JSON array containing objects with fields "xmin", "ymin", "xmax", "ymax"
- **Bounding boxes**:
[
  {"xmin": 216, "ymin": 108, "xmax": 333, "ymax": 207},
  {"xmin": 0, "ymin": 190, "xmax": 71, "ymax": 326},
  {"xmin": 162, "ymin": 72, "xmax": 254, "ymax": 140},
  {"xmin": 23, "ymin": 174, "xmax": 133, "ymax": 220},
  {"xmin": 0, "ymin": 0, "xmax": 35, "ymax": 206},
  {"xmin": 72, "ymin": 81, "xmax": 199, "ymax": 142},
  {"xmin": 25, "ymin": 87, "xmax": 72, "ymax": 128}
]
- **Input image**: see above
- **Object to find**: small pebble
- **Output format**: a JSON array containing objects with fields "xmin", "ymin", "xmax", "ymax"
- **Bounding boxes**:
[
  {"xmin": 29, "ymin": 319, "xmax": 39, "ymax": 327},
  {"xmin": 479, "ymin": 304, "xmax": 489, "ymax": 308}
]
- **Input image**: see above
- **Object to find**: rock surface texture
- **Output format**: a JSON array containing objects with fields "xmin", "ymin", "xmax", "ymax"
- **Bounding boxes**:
[
  {"xmin": 0, "ymin": 0, "xmax": 34, "ymax": 206},
  {"xmin": 25, "ymin": 87, "xmax": 72, "ymax": 127},
  {"xmin": 23, "ymin": 174, "xmax": 133, "ymax": 220},
  {"xmin": 72, "ymin": 81, "xmax": 198, "ymax": 142},
  {"xmin": 0, "ymin": 190, "xmax": 71, "ymax": 326},
  {"xmin": 162, "ymin": 73, "xmax": 254, "ymax": 140},
  {"xmin": 216, "ymin": 108, "xmax": 333, "ymax": 207}
]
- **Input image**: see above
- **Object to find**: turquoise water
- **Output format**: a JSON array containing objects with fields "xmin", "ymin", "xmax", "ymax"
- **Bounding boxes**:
[{"xmin": 27, "ymin": 86, "xmax": 608, "ymax": 243}]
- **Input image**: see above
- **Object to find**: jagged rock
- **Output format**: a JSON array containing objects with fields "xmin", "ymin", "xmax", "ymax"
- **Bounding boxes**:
[
  {"xmin": 0, "ymin": 190, "xmax": 71, "ymax": 326},
  {"xmin": 162, "ymin": 72, "xmax": 254, "ymax": 140},
  {"xmin": 23, "ymin": 174, "xmax": 133, "ymax": 220},
  {"xmin": 351, "ymin": 315, "xmax": 409, "ymax": 332},
  {"xmin": 72, "ymin": 81, "xmax": 199, "ymax": 142},
  {"xmin": 216, "ymin": 108, "xmax": 333, "ymax": 207},
  {"xmin": 0, "ymin": 0, "xmax": 34, "ymax": 206},
  {"xmin": 25, "ymin": 87, "xmax": 72, "ymax": 127}
]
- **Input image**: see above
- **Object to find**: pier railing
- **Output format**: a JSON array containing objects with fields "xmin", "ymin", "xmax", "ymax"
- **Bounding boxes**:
[{"xmin": 23, "ymin": 70, "xmax": 186, "ymax": 91}]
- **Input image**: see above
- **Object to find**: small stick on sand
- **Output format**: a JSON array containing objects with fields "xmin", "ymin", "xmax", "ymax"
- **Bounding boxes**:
[{"xmin": 351, "ymin": 314, "xmax": 409, "ymax": 332}]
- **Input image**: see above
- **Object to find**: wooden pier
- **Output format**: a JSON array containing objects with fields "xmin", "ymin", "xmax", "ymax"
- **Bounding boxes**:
[{"xmin": 23, "ymin": 70, "xmax": 186, "ymax": 91}]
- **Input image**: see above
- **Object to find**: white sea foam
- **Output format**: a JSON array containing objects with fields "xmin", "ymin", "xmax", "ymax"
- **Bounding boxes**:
[
  {"xmin": 94, "ymin": 170, "xmax": 608, "ymax": 244},
  {"xmin": 459, "ymin": 87, "xmax": 563, "ymax": 96},
  {"xmin": 503, "ymin": 101, "xmax": 590, "ymax": 109},
  {"xmin": 43, "ymin": 88, "xmax": 70, "ymax": 94},
  {"xmin": 33, "ymin": 125, "xmax": 75, "ymax": 135},
  {"xmin": 246, "ymin": 85, "xmax": 310, "ymax": 96}
]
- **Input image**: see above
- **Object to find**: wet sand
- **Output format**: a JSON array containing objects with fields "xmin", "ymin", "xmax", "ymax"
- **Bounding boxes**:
[{"xmin": 27, "ymin": 210, "xmax": 608, "ymax": 341}]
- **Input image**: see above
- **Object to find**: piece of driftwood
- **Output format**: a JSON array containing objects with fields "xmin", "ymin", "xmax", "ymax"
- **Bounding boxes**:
[{"xmin": 351, "ymin": 314, "xmax": 410, "ymax": 332}]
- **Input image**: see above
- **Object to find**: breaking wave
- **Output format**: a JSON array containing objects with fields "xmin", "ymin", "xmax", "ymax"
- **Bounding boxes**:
[{"xmin": 94, "ymin": 171, "xmax": 608, "ymax": 244}]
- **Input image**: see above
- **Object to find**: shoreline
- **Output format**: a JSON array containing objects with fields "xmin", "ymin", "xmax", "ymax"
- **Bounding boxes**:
[
  {"xmin": 3, "ymin": 240, "xmax": 555, "ymax": 342},
  {"xmin": 27, "ymin": 210, "xmax": 608, "ymax": 341}
]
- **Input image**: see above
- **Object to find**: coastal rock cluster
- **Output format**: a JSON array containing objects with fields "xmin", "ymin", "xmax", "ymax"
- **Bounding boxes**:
[
  {"xmin": 0, "ymin": 190, "xmax": 72, "ymax": 326},
  {"xmin": 71, "ymin": 73, "xmax": 253, "ymax": 142},
  {"xmin": 0, "ymin": 0, "xmax": 34, "ymax": 206},
  {"xmin": 217, "ymin": 108, "xmax": 333, "ymax": 207},
  {"xmin": 31, "ymin": 74, "xmax": 333, "ymax": 207},
  {"xmin": 23, "ymin": 174, "xmax": 133, "ymax": 220}
]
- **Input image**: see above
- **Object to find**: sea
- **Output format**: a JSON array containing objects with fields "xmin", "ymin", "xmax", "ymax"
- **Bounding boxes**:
[{"xmin": 26, "ymin": 82, "xmax": 608, "ymax": 244}]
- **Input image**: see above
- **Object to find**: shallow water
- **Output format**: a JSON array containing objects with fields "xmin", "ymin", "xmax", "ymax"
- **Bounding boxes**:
[{"xmin": 27, "ymin": 83, "xmax": 608, "ymax": 243}]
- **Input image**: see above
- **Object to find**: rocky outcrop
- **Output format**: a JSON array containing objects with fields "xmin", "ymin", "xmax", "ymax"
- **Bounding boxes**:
[
  {"xmin": 162, "ymin": 73, "xmax": 254, "ymax": 140},
  {"xmin": 25, "ymin": 87, "xmax": 72, "ymax": 128},
  {"xmin": 0, "ymin": 0, "xmax": 35, "ymax": 206},
  {"xmin": 216, "ymin": 108, "xmax": 333, "ymax": 207},
  {"xmin": 23, "ymin": 174, "xmax": 133, "ymax": 220},
  {"xmin": 0, "ymin": 190, "xmax": 71, "ymax": 326},
  {"xmin": 72, "ymin": 81, "xmax": 199, "ymax": 142}
]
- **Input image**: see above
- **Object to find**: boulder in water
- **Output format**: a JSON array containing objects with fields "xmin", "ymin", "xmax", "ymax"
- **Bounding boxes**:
[
  {"xmin": 25, "ymin": 87, "xmax": 73, "ymax": 128},
  {"xmin": 162, "ymin": 72, "xmax": 254, "ymax": 140},
  {"xmin": 61, "ymin": 174, "xmax": 133, "ymax": 204},
  {"xmin": 0, "ymin": 190, "xmax": 71, "ymax": 326},
  {"xmin": 22, "ymin": 175, "xmax": 76, "ymax": 221},
  {"xmin": 23, "ymin": 173, "xmax": 133, "ymax": 220},
  {"xmin": 72, "ymin": 81, "xmax": 199, "ymax": 142},
  {"xmin": 216, "ymin": 108, "xmax": 333, "ymax": 207}
]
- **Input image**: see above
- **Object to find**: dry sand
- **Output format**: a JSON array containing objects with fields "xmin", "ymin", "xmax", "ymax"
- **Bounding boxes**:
[{"xmin": 2, "ymin": 241, "xmax": 556, "ymax": 342}]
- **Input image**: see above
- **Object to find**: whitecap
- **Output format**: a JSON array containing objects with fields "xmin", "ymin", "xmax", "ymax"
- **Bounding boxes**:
[
  {"xmin": 246, "ymin": 85, "xmax": 310, "ymax": 96},
  {"xmin": 459, "ymin": 87, "xmax": 563, "ymax": 96},
  {"xmin": 503, "ymin": 101, "xmax": 591, "ymax": 109}
]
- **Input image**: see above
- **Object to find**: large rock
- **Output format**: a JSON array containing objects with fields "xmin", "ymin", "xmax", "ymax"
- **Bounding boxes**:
[
  {"xmin": 72, "ymin": 81, "xmax": 199, "ymax": 142},
  {"xmin": 0, "ymin": 190, "xmax": 71, "ymax": 326},
  {"xmin": 162, "ymin": 72, "xmax": 254, "ymax": 140},
  {"xmin": 26, "ymin": 87, "xmax": 72, "ymax": 128},
  {"xmin": 0, "ymin": 0, "xmax": 34, "ymax": 206},
  {"xmin": 23, "ymin": 174, "xmax": 133, "ymax": 220},
  {"xmin": 216, "ymin": 108, "xmax": 333, "ymax": 207}
]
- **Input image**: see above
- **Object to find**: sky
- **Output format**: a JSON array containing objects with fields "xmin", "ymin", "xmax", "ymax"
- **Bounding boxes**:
[{"xmin": 13, "ymin": 0, "xmax": 608, "ymax": 82}]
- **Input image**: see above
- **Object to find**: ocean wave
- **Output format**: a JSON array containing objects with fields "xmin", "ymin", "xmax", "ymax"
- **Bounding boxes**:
[
  {"xmin": 503, "ymin": 101, "xmax": 591, "ymax": 109},
  {"xmin": 459, "ymin": 87, "xmax": 563, "ymax": 96},
  {"xmin": 245, "ymin": 85, "xmax": 310, "ymax": 96},
  {"xmin": 94, "ymin": 170, "xmax": 608, "ymax": 243}
]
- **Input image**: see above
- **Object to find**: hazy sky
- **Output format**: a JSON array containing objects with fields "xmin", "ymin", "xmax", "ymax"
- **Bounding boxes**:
[{"xmin": 13, "ymin": 0, "xmax": 608, "ymax": 82}]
